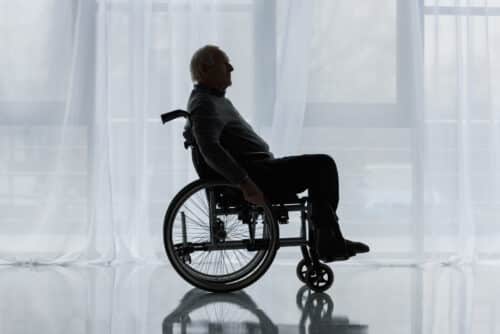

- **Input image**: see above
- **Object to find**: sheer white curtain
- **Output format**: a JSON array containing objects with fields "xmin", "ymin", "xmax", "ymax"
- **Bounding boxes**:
[
  {"xmin": 422, "ymin": 0, "xmax": 500, "ymax": 262},
  {"xmin": 0, "ymin": 0, "xmax": 113, "ymax": 264},
  {"xmin": 1, "ymin": 0, "xmax": 499, "ymax": 264}
]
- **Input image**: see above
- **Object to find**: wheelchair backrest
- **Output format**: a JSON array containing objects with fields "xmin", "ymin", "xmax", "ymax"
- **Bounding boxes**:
[{"xmin": 161, "ymin": 109, "xmax": 224, "ymax": 181}]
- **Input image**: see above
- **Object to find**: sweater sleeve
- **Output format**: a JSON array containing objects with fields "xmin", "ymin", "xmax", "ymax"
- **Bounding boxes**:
[{"xmin": 189, "ymin": 96, "xmax": 249, "ymax": 184}]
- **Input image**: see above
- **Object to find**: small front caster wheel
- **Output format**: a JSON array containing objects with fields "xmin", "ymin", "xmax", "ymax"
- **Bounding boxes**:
[{"xmin": 305, "ymin": 263, "xmax": 334, "ymax": 292}]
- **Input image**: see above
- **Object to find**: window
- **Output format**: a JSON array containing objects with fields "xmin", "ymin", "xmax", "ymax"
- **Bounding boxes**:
[
  {"xmin": 423, "ymin": 0, "xmax": 500, "ymax": 241},
  {"xmin": 304, "ymin": 0, "xmax": 405, "ymax": 128}
]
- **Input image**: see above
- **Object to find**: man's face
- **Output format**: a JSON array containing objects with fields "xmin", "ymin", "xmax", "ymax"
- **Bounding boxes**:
[{"xmin": 204, "ymin": 51, "xmax": 234, "ymax": 90}]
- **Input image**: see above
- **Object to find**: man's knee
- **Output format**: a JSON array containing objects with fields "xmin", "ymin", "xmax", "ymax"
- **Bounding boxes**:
[{"xmin": 312, "ymin": 154, "xmax": 337, "ymax": 171}]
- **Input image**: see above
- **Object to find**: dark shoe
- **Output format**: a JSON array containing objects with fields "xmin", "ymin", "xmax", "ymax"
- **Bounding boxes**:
[
  {"xmin": 345, "ymin": 239, "xmax": 370, "ymax": 256},
  {"xmin": 315, "ymin": 227, "xmax": 351, "ymax": 262}
]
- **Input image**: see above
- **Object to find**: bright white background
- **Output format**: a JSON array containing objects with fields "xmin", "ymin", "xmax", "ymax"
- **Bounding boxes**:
[{"xmin": 1, "ymin": 0, "xmax": 499, "ymax": 264}]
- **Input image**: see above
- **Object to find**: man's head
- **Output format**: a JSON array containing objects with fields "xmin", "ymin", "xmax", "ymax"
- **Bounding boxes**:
[{"xmin": 190, "ymin": 45, "xmax": 234, "ymax": 91}]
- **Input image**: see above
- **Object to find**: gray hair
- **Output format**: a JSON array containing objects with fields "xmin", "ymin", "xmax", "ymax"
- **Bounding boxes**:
[{"xmin": 190, "ymin": 45, "xmax": 225, "ymax": 82}]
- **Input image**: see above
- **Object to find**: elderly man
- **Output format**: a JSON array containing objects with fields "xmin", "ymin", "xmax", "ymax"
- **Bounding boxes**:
[{"xmin": 186, "ymin": 45, "xmax": 369, "ymax": 261}]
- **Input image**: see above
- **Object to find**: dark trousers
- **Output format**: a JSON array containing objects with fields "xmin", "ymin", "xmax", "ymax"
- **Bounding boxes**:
[{"xmin": 242, "ymin": 154, "xmax": 345, "ymax": 240}]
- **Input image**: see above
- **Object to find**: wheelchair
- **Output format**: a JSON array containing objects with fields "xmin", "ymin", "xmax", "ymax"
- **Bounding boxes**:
[{"xmin": 161, "ymin": 110, "xmax": 335, "ymax": 293}]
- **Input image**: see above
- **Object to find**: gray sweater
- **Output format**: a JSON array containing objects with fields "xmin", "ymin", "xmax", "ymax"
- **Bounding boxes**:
[{"xmin": 187, "ymin": 84, "xmax": 273, "ymax": 184}]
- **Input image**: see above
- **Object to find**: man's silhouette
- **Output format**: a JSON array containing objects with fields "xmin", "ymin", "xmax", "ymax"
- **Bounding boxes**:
[{"xmin": 185, "ymin": 45, "xmax": 369, "ymax": 261}]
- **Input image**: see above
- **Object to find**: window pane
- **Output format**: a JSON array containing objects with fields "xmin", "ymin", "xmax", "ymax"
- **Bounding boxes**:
[
  {"xmin": 0, "ymin": 0, "xmax": 74, "ymax": 101},
  {"xmin": 307, "ymin": 0, "xmax": 396, "ymax": 104},
  {"xmin": 424, "ymin": 15, "xmax": 500, "ymax": 120}
]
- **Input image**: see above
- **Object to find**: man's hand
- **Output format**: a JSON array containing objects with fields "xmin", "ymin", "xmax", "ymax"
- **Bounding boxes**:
[{"xmin": 239, "ymin": 177, "xmax": 266, "ymax": 206}]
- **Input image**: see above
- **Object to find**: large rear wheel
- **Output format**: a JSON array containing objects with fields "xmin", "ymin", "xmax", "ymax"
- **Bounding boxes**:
[{"xmin": 164, "ymin": 179, "xmax": 279, "ymax": 292}]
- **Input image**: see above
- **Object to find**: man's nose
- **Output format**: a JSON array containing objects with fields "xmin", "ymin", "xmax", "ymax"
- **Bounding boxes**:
[{"xmin": 228, "ymin": 64, "xmax": 234, "ymax": 72}]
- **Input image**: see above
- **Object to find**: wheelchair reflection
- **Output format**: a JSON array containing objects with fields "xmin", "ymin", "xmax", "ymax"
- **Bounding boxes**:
[{"xmin": 162, "ymin": 286, "xmax": 368, "ymax": 334}]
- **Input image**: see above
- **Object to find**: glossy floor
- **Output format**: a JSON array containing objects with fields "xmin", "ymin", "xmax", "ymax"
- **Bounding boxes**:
[{"xmin": 0, "ymin": 262, "xmax": 499, "ymax": 334}]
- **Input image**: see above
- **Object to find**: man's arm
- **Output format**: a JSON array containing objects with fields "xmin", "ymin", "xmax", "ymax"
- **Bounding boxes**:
[
  {"xmin": 238, "ymin": 176, "xmax": 266, "ymax": 205},
  {"xmin": 190, "ymin": 97, "xmax": 266, "ymax": 205},
  {"xmin": 190, "ymin": 97, "xmax": 249, "ymax": 184}
]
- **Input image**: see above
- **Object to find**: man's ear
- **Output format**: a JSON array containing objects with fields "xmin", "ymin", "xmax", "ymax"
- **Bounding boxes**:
[{"xmin": 197, "ymin": 64, "xmax": 211, "ymax": 83}]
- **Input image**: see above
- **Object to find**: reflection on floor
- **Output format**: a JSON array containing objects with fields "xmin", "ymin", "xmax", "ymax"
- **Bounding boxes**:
[
  {"xmin": 163, "ymin": 286, "xmax": 367, "ymax": 334},
  {"xmin": 0, "ymin": 263, "xmax": 499, "ymax": 334}
]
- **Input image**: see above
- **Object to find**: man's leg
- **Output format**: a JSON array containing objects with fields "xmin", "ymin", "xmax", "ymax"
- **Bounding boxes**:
[
  {"xmin": 244, "ymin": 154, "xmax": 349, "ymax": 256},
  {"xmin": 289, "ymin": 155, "xmax": 369, "ymax": 258},
  {"xmin": 244, "ymin": 154, "xmax": 338, "ymax": 205},
  {"xmin": 244, "ymin": 154, "xmax": 369, "ymax": 260}
]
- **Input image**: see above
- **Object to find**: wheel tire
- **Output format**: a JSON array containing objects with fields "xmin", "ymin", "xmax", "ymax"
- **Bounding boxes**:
[
  {"xmin": 305, "ymin": 263, "xmax": 334, "ymax": 292},
  {"xmin": 163, "ymin": 179, "xmax": 279, "ymax": 292},
  {"xmin": 296, "ymin": 259, "xmax": 309, "ymax": 283}
]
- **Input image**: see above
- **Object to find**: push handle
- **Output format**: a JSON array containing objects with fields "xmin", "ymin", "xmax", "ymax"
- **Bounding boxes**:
[{"xmin": 160, "ymin": 109, "xmax": 189, "ymax": 124}]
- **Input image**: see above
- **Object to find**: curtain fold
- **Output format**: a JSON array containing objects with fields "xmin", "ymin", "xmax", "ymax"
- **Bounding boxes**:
[
  {"xmin": 270, "ymin": 0, "xmax": 312, "ymax": 157},
  {"xmin": 423, "ymin": 0, "xmax": 500, "ymax": 262},
  {"xmin": 0, "ymin": 0, "xmax": 108, "ymax": 264}
]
